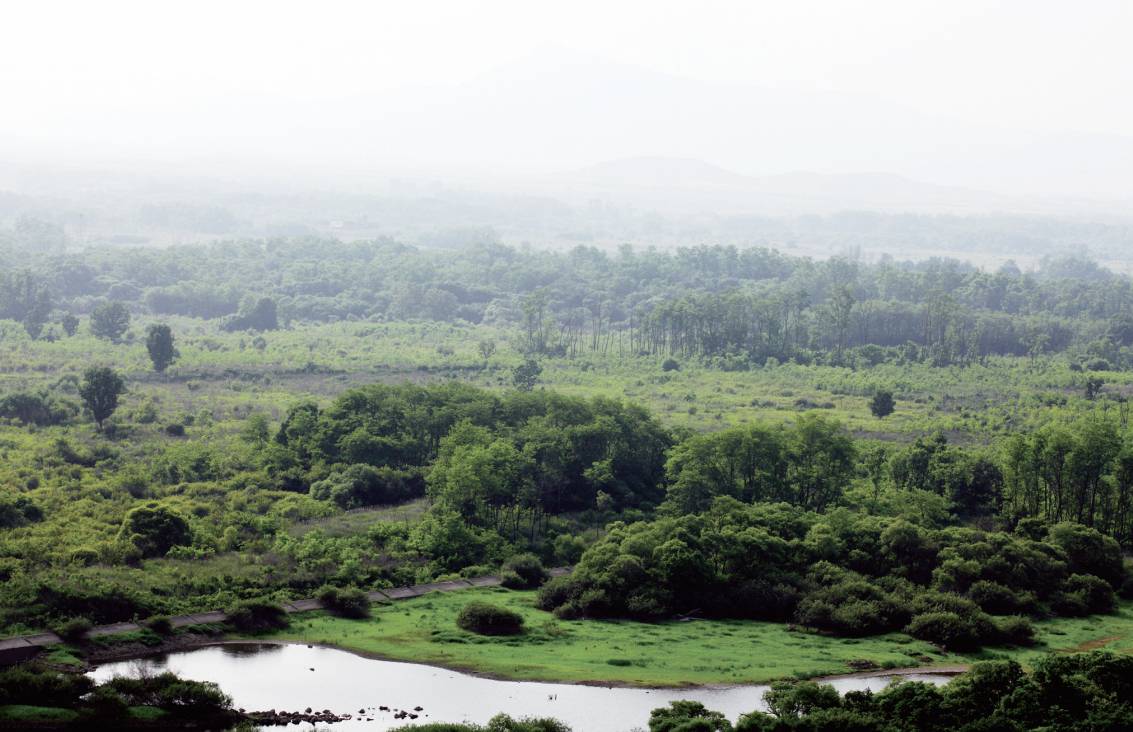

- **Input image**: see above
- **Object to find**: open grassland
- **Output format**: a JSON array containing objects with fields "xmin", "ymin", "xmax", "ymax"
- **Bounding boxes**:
[
  {"xmin": 4, "ymin": 317, "xmax": 1129, "ymax": 444},
  {"xmin": 264, "ymin": 588, "xmax": 1133, "ymax": 687}
]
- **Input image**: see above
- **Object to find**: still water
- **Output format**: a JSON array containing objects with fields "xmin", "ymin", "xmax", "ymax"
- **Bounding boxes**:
[{"xmin": 90, "ymin": 643, "xmax": 952, "ymax": 731}]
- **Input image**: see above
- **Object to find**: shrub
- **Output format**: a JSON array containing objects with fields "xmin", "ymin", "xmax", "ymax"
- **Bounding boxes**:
[
  {"xmin": 795, "ymin": 578, "xmax": 907, "ymax": 636},
  {"xmin": 500, "ymin": 553, "xmax": 550, "ymax": 590},
  {"xmin": 904, "ymin": 611, "xmax": 996, "ymax": 651},
  {"xmin": 0, "ymin": 667, "xmax": 95, "ymax": 706},
  {"xmin": 146, "ymin": 615, "xmax": 174, "ymax": 635},
  {"xmin": 763, "ymin": 680, "xmax": 842, "ymax": 719},
  {"xmin": 456, "ymin": 601, "xmax": 524, "ymax": 635},
  {"xmin": 649, "ymin": 701, "xmax": 731, "ymax": 731},
  {"xmin": 661, "ymin": 358, "xmax": 681, "ymax": 372},
  {"xmin": 119, "ymin": 503, "xmax": 192, "ymax": 558},
  {"xmin": 870, "ymin": 390, "xmax": 895, "ymax": 418},
  {"xmin": 316, "ymin": 585, "xmax": 371, "ymax": 619},
  {"xmin": 54, "ymin": 617, "xmax": 93, "ymax": 642},
  {"xmin": 968, "ymin": 580, "xmax": 1036, "ymax": 615},
  {"xmin": 994, "ymin": 615, "xmax": 1036, "ymax": 646},
  {"xmin": 1061, "ymin": 574, "xmax": 1116, "ymax": 614},
  {"xmin": 310, "ymin": 464, "xmax": 425, "ymax": 509},
  {"xmin": 225, "ymin": 599, "xmax": 289, "ymax": 633},
  {"xmin": 552, "ymin": 534, "xmax": 586, "ymax": 565}
]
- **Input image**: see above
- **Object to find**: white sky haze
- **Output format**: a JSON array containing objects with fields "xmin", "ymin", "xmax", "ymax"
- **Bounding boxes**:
[{"xmin": 3, "ymin": 0, "xmax": 1132, "ymax": 198}]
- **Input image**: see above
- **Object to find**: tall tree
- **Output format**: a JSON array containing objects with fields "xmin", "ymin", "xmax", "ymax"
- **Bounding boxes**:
[
  {"xmin": 79, "ymin": 366, "xmax": 125, "ymax": 431},
  {"xmin": 512, "ymin": 359, "xmax": 542, "ymax": 391},
  {"xmin": 90, "ymin": 301, "xmax": 131, "ymax": 341},
  {"xmin": 870, "ymin": 390, "xmax": 896, "ymax": 418},
  {"xmin": 145, "ymin": 323, "xmax": 179, "ymax": 372}
]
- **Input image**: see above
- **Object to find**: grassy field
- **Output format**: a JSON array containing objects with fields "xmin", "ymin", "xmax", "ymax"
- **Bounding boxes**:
[
  {"xmin": 5, "ymin": 317, "xmax": 1127, "ymax": 444},
  {"xmin": 263, "ymin": 587, "xmax": 1133, "ymax": 687}
]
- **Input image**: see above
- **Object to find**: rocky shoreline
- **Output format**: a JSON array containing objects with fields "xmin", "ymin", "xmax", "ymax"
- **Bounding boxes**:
[{"xmin": 247, "ymin": 703, "xmax": 427, "ymax": 726}]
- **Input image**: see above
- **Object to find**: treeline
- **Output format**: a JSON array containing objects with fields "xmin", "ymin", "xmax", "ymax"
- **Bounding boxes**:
[
  {"xmin": 537, "ymin": 497, "xmax": 1129, "ymax": 650},
  {"xmin": 4, "ymin": 238, "xmax": 1133, "ymax": 367}
]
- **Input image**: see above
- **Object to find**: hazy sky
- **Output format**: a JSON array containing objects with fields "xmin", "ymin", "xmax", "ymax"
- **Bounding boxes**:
[{"xmin": 4, "ymin": 0, "xmax": 1133, "ymax": 196}]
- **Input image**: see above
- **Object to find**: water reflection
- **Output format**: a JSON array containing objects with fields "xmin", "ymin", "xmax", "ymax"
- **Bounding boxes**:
[{"xmin": 90, "ymin": 643, "xmax": 952, "ymax": 731}]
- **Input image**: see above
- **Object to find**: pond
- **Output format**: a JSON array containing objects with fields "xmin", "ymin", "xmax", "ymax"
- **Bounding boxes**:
[{"xmin": 89, "ymin": 643, "xmax": 953, "ymax": 731}]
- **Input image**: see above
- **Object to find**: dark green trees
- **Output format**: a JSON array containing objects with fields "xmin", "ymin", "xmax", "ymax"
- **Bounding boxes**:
[
  {"xmin": 222, "ymin": 296, "xmax": 278, "ymax": 332},
  {"xmin": 60, "ymin": 313, "xmax": 79, "ymax": 337},
  {"xmin": 119, "ymin": 503, "xmax": 191, "ymax": 558},
  {"xmin": 90, "ymin": 301, "xmax": 131, "ymax": 341},
  {"xmin": 663, "ymin": 415, "xmax": 855, "ymax": 513},
  {"xmin": 870, "ymin": 389, "xmax": 895, "ymax": 417},
  {"xmin": 79, "ymin": 367, "xmax": 125, "ymax": 431},
  {"xmin": 145, "ymin": 323, "xmax": 179, "ymax": 372},
  {"xmin": 512, "ymin": 359, "xmax": 542, "ymax": 391}
]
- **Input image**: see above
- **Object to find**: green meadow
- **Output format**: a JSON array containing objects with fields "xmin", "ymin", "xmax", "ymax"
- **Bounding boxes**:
[{"xmin": 264, "ymin": 588, "xmax": 1133, "ymax": 687}]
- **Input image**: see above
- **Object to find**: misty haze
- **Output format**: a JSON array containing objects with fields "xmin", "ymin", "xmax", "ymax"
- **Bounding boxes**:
[{"xmin": 2, "ymin": 2, "xmax": 1133, "ymax": 731}]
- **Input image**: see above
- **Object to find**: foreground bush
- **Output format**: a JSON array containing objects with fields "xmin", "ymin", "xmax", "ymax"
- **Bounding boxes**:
[
  {"xmin": 456, "ymin": 602, "xmax": 524, "ymax": 636},
  {"xmin": 316, "ymin": 585, "xmax": 371, "ymax": 619},
  {"xmin": 225, "ymin": 599, "xmax": 289, "ymax": 633},
  {"xmin": 0, "ymin": 667, "xmax": 237, "ymax": 725}
]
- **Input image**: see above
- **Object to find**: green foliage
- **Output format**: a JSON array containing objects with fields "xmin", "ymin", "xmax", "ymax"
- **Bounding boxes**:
[
  {"xmin": 0, "ymin": 494, "xmax": 43, "ymax": 528},
  {"xmin": 89, "ymin": 300, "xmax": 131, "ymax": 341},
  {"xmin": 869, "ymin": 389, "xmax": 895, "ymax": 418},
  {"xmin": 311, "ymin": 464, "xmax": 425, "ymax": 509},
  {"xmin": 457, "ymin": 601, "xmax": 525, "ymax": 635},
  {"xmin": 222, "ymin": 296, "xmax": 278, "ymax": 332},
  {"xmin": 53, "ymin": 616, "xmax": 93, "ymax": 642},
  {"xmin": 512, "ymin": 359, "xmax": 542, "ymax": 391},
  {"xmin": 649, "ymin": 701, "xmax": 732, "ymax": 732},
  {"xmin": 763, "ymin": 680, "xmax": 842, "ymax": 719},
  {"xmin": 538, "ymin": 498, "xmax": 1125, "ymax": 650},
  {"xmin": 146, "ymin": 615, "xmax": 174, "ymax": 635},
  {"xmin": 225, "ymin": 598, "xmax": 289, "ymax": 632},
  {"xmin": 79, "ymin": 366, "xmax": 125, "ymax": 430},
  {"xmin": 500, "ymin": 554, "xmax": 549, "ymax": 590},
  {"xmin": 0, "ymin": 390, "xmax": 77, "ymax": 426},
  {"xmin": 316, "ymin": 585, "xmax": 371, "ymax": 618},
  {"xmin": 663, "ymin": 416, "xmax": 855, "ymax": 514},
  {"xmin": 145, "ymin": 323, "xmax": 179, "ymax": 372},
  {"xmin": 119, "ymin": 503, "xmax": 191, "ymax": 558}
]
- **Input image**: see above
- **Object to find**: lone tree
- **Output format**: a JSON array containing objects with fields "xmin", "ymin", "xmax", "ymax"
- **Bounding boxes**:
[
  {"xmin": 60, "ymin": 313, "xmax": 79, "ymax": 337},
  {"xmin": 79, "ymin": 366, "xmax": 125, "ymax": 431},
  {"xmin": 120, "ymin": 502, "xmax": 191, "ymax": 558},
  {"xmin": 90, "ymin": 301, "xmax": 131, "ymax": 341},
  {"xmin": 477, "ymin": 338, "xmax": 496, "ymax": 364},
  {"xmin": 511, "ymin": 358, "xmax": 542, "ymax": 391},
  {"xmin": 870, "ymin": 389, "xmax": 896, "ymax": 418},
  {"xmin": 145, "ymin": 323, "xmax": 179, "ymax": 372}
]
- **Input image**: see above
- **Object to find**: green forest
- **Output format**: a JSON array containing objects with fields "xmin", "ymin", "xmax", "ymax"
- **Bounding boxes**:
[{"xmin": 2, "ymin": 235, "xmax": 1133, "ymax": 729}]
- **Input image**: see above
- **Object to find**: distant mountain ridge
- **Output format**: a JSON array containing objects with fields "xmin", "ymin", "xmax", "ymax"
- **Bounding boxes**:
[{"xmin": 540, "ymin": 156, "xmax": 1023, "ymax": 215}]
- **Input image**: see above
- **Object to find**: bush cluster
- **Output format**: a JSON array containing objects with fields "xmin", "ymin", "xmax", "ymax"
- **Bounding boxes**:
[
  {"xmin": 316, "ymin": 585, "xmax": 371, "ymax": 619},
  {"xmin": 225, "ymin": 599, "xmax": 289, "ymax": 633},
  {"xmin": 456, "ymin": 601, "xmax": 524, "ymax": 636},
  {"xmin": 537, "ymin": 499, "xmax": 1121, "ymax": 651}
]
